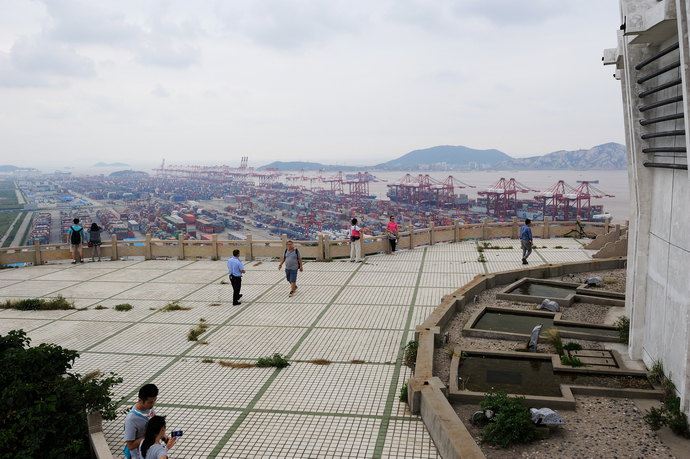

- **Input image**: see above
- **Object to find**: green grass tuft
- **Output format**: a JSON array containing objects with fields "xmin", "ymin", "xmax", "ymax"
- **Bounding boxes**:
[
  {"xmin": 0, "ymin": 296, "xmax": 73, "ymax": 311},
  {"xmin": 160, "ymin": 300, "xmax": 191, "ymax": 312},
  {"xmin": 256, "ymin": 353, "xmax": 290, "ymax": 368},
  {"xmin": 187, "ymin": 319, "xmax": 209, "ymax": 341}
]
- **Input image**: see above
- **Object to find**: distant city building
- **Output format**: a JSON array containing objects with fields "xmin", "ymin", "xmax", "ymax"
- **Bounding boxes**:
[{"xmin": 604, "ymin": 0, "xmax": 690, "ymax": 417}]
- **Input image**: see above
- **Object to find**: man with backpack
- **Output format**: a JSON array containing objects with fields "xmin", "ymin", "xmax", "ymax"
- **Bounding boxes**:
[
  {"xmin": 67, "ymin": 218, "xmax": 86, "ymax": 264},
  {"xmin": 278, "ymin": 240, "xmax": 303, "ymax": 297}
]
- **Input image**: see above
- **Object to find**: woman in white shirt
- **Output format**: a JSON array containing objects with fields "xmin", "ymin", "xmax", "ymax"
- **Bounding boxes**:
[
  {"xmin": 348, "ymin": 218, "xmax": 367, "ymax": 262},
  {"xmin": 140, "ymin": 416, "xmax": 176, "ymax": 459}
]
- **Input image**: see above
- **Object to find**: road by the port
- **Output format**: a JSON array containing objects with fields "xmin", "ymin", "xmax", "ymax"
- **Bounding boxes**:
[
  {"xmin": 0, "ymin": 212, "xmax": 23, "ymax": 246},
  {"xmin": 9, "ymin": 211, "xmax": 32, "ymax": 247}
]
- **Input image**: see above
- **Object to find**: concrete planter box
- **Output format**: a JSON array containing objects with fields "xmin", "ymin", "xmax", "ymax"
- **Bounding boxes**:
[
  {"xmin": 448, "ymin": 348, "xmax": 663, "ymax": 411},
  {"xmin": 462, "ymin": 306, "xmax": 622, "ymax": 342}
]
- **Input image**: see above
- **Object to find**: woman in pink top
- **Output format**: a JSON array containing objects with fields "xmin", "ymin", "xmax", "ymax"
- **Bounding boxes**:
[{"xmin": 386, "ymin": 215, "xmax": 399, "ymax": 252}]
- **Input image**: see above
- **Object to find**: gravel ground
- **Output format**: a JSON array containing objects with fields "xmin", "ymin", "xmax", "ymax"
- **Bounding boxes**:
[
  {"xmin": 558, "ymin": 269, "xmax": 627, "ymax": 294},
  {"xmin": 454, "ymin": 396, "xmax": 674, "ymax": 459},
  {"xmin": 430, "ymin": 269, "xmax": 678, "ymax": 457}
]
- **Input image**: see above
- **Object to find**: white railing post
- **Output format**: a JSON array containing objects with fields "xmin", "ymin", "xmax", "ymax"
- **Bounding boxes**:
[
  {"xmin": 178, "ymin": 233, "xmax": 185, "ymax": 260},
  {"xmin": 145, "ymin": 233, "xmax": 152, "ymax": 260},
  {"xmin": 212, "ymin": 234, "xmax": 219, "ymax": 261},
  {"xmin": 33, "ymin": 241, "xmax": 42, "ymax": 265},
  {"xmin": 111, "ymin": 235, "xmax": 119, "ymax": 261},
  {"xmin": 246, "ymin": 233, "xmax": 254, "ymax": 261}
]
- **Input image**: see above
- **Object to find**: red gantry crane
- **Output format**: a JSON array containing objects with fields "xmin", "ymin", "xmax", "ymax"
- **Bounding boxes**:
[
  {"xmin": 478, "ymin": 178, "xmax": 536, "ymax": 219},
  {"xmin": 534, "ymin": 180, "xmax": 571, "ymax": 220},
  {"xmin": 535, "ymin": 180, "xmax": 614, "ymax": 221},
  {"xmin": 322, "ymin": 171, "xmax": 344, "ymax": 195},
  {"xmin": 387, "ymin": 174, "xmax": 475, "ymax": 206},
  {"xmin": 343, "ymin": 172, "xmax": 375, "ymax": 198},
  {"xmin": 569, "ymin": 181, "xmax": 615, "ymax": 221}
]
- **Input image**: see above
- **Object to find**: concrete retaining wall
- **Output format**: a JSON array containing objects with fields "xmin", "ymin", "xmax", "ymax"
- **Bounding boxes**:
[
  {"xmin": 87, "ymin": 412, "xmax": 114, "ymax": 459},
  {"xmin": 410, "ymin": 257, "xmax": 628, "ymax": 459}
]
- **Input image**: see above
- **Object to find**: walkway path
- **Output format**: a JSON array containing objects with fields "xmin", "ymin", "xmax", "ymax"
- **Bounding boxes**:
[
  {"xmin": 10, "ymin": 211, "xmax": 32, "ymax": 247},
  {"xmin": 0, "ymin": 211, "xmax": 22, "ymax": 246},
  {"xmin": 0, "ymin": 238, "xmax": 593, "ymax": 457}
]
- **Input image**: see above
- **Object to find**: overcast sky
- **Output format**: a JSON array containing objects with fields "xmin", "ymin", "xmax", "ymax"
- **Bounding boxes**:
[{"xmin": 0, "ymin": 0, "xmax": 624, "ymax": 169}]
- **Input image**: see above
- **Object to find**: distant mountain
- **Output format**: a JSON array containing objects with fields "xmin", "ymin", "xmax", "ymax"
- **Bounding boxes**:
[
  {"xmin": 258, "ymin": 143, "xmax": 627, "ymax": 172},
  {"xmin": 497, "ymin": 143, "xmax": 627, "ymax": 170},
  {"xmin": 258, "ymin": 161, "xmax": 360, "ymax": 172},
  {"xmin": 375, "ymin": 145, "xmax": 511, "ymax": 170},
  {"xmin": 94, "ymin": 162, "xmax": 130, "ymax": 167},
  {"xmin": 0, "ymin": 165, "xmax": 37, "ymax": 172}
]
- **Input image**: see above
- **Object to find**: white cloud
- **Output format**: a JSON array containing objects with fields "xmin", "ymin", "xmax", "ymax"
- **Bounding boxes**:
[
  {"xmin": 42, "ymin": 0, "xmax": 142, "ymax": 45},
  {"xmin": 151, "ymin": 84, "xmax": 170, "ymax": 98},
  {"xmin": 135, "ymin": 38, "xmax": 200, "ymax": 68},
  {"xmin": 0, "ymin": 36, "xmax": 94, "ymax": 87},
  {"xmin": 0, "ymin": 0, "xmax": 625, "ymax": 166},
  {"xmin": 214, "ymin": 0, "xmax": 367, "ymax": 49}
]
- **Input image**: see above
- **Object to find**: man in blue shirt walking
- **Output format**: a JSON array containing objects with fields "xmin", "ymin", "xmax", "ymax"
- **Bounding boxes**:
[
  {"xmin": 227, "ymin": 249, "xmax": 246, "ymax": 305},
  {"xmin": 520, "ymin": 219, "xmax": 533, "ymax": 265}
]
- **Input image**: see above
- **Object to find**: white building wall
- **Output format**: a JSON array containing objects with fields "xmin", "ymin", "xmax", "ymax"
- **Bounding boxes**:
[{"xmin": 608, "ymin": 0, "xmax": 690, "ymax": 416}]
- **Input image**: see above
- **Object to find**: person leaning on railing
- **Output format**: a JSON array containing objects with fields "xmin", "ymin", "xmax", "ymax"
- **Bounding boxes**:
[
  {"xmin": 386, "ymin": 215, "xmax": 400, "ymax": 252},
  {"xmin": 348, "ymin": 218, "xmax": 369, "ymax": 263}
]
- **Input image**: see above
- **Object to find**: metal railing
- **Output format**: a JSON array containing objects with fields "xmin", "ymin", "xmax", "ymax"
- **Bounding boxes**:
[{"xmin": 0, "ymin": 220, "xmax": 617, "ymax": 266}]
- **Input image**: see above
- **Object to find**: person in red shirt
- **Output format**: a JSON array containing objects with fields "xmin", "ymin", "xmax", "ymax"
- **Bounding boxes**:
[{"xmin": 386, "ymin": 215, "xmax": 399, "ymax": 252}]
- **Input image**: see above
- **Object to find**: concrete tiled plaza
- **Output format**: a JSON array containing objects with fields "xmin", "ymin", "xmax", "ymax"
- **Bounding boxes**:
[{"xmin": 0, "ymin": 238, "xmax": 594, "ymax": 458}]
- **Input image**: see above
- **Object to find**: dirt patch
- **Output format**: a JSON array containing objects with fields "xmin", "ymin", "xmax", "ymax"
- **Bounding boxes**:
[
  {"xmin": 454, "ymin": 396, "xmax": 673, "ymax": 458},
  {"xmin": 560, "ymin": 269, "xmax": 627, "ymax": 294}
]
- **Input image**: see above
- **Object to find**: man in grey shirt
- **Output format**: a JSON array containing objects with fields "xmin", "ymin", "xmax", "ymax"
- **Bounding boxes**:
[
  {"xmin": 123, "ymin": 384, "xmax": 159, "ymax": 459},
  {"xmin": 279, "ymin": 240, "xmax": 303, "ymax": 297}
]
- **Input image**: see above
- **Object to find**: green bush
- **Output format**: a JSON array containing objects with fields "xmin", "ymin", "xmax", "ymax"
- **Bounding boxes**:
[
  {"xmin": 403, "ymin": 341, "xmax": 418, "ymax": 368},
  {"xmin": 256, "ymin": 353, "xmax": 290, "ymax": 368},
  {"xmin": 477, "ymin": 253, "xmax": 487, "ymax": 263},
  {"xmin": 661, "ymin": 375, "xmax": 677, "ymax": 400},
  {"xmin": 399, "ymin": 382, "xmax": 408, "ymax": 403},
  {"xmin": 479, "ymin": 391, "xmax": 538, "ymax": 448},
  {"xmin": 643, "ymin": 406, "xmax": 666, "ymax": 430},
  {"xmin": 649, "ymin": 360, "xmax": 664, "ymax": 384},
  {"xmin": 0, "ymin": 329, "xmax": 121, "ymax": 457},
  {"xmin": 642, "ymin": 362, "xmax": 690, "ymax": 438},
  {"xmin": 667, "ymin": 410, "xmax": 690, "ymax": 437},
  {"xmin": 560, "ymin": 354, "xmax": 583, "ymax": 367},
  {"xmin": 562, "ymin": 342, "xmax": 582, "ymax": 352},
  {"xmin": 114, "ymin": 303, "xmax": 132, "ymax": 312},
  {"xmin": 614, "ymin": 316, "xmax": 630, "ymax": 344},
  {"xmin": 1, "ymin": 296, "xmax": 74, "ymax": 311}
]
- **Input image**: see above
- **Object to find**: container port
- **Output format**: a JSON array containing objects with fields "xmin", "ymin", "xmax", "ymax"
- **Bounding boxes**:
[{"xmin": 11, "ymin": 161, "xmax": 614, "ymax": 244}]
